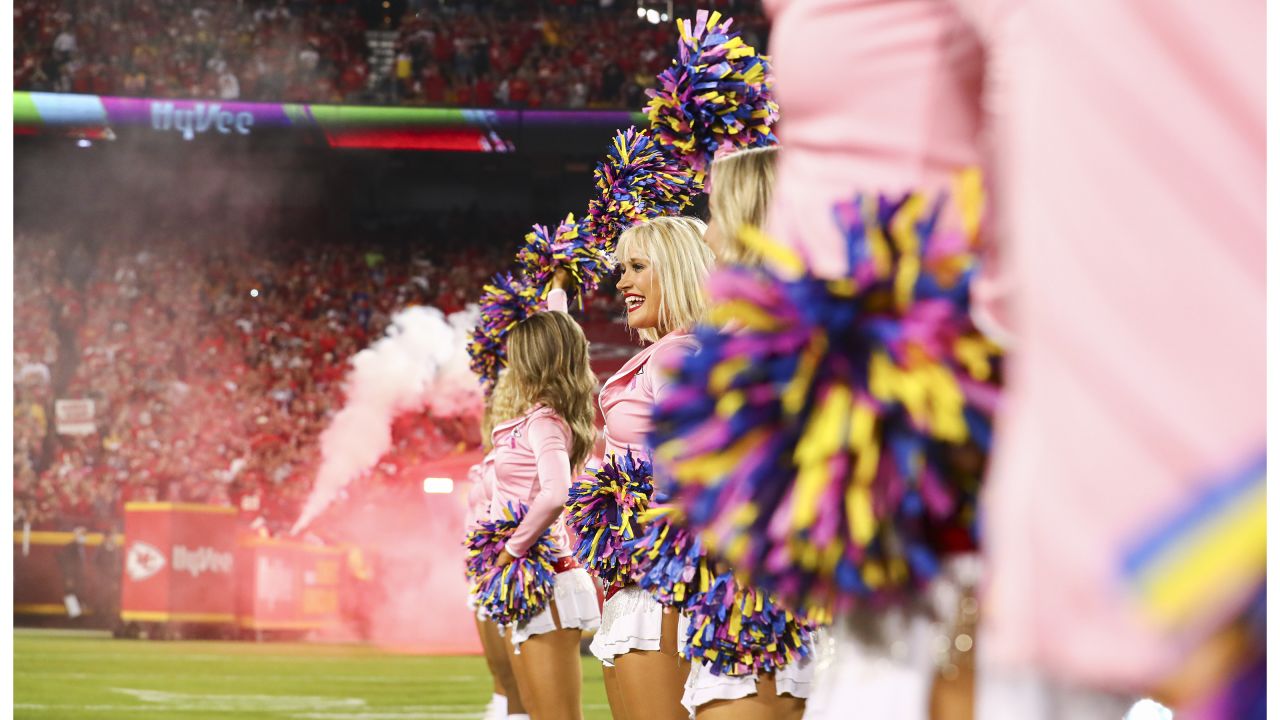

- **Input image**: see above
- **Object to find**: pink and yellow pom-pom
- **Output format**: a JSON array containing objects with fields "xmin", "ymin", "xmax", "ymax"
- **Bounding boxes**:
[
  {"xmin": 646, "ymin": 9, "xmax": 779, "ymax": 182},
  {"xmin": 565, "ymin": 452, "xmax": 655, "ymax": 589},
  {"xmin": 650, "ymin": 179, "xmax": 1000, "ymax": 615},
  {"xmin": 466, "ymin": 501, "xmax": 559, "ymax": 626},
  {"xmin": 682, "ymin": 571, "xmax": 812, "ymax": 677},
  {"xmin": 516, "ymin": 213, "xmax": 611, "ymax": 305},
  {"xmin": 585, "ymin": 126, "xmax": 702, "ymax": 252},
  {"xmin": 466, "ymin": 271, "xmax": 539, "ymax": 394}
]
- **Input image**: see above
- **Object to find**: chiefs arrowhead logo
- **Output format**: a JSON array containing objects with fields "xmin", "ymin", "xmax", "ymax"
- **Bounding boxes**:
[{"xmin": 126, "ymin": 541, "xmax": 166, "ymax": 582}]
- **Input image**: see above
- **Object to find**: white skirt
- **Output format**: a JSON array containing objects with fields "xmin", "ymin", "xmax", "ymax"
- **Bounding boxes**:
[
  {"xmin": 681, "ymin": 626, "xmax": 826, "ymax": 715},
  {"xmin": 509, "ymin": 567, "xmax": 601, "ymax": 650},
  {"xmin": 589, "ymin": 585, "xmax": 676, "ymax": 666},
  {"xmin": 803, "ymin": 555, "xmax": 981, "ymax": 720}
]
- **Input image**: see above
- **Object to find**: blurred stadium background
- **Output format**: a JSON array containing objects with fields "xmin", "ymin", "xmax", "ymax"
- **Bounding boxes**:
[{"xmin": 12, "ymin": 0, "xmax": 761, "ymax": 715}]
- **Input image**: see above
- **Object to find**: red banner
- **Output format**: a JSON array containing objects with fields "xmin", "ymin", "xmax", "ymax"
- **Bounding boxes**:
[
  {"xmin": 236, "ymin": 538, "xmax": 344, "ymax": 631},
  {"xmin": 121, "ymin": 502, "xmax": 238, "ymax": 624}
]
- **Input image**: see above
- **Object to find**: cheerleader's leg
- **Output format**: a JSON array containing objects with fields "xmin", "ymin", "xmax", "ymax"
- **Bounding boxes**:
[
  {"xmin": 612, "ymin": 608, "xmax": 689, "ymax": 720},
  {"xmin": 481, "ymin": 618, "xmax": 525, "ymax": 714},
  {"xmin": 602, "ymin": 665, "xmax": 630, "ymax": 720}
]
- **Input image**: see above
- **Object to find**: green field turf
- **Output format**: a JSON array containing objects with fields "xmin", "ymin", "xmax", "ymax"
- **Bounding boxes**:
[{"xmin": 14, "ymin": 629, "xmax": 611, "ymax": 719}]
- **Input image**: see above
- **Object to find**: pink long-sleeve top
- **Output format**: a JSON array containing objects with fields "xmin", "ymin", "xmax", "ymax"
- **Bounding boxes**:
[
  {"xmin": 545, "ymin": 288, "xmax": 569, "ymax": 314},
  {"xmin": 464, "ymin": 451, "xmax": 497, "ymax": 531},
  {"xmin": 599, "ymin": 329, "xmax": 697, "ymax": 463},
  {"xmin": 481, "ymin": 287, "xmax": 572, "ymax": 557},
  {"xmin": 490, "ymin": 404, "xmax": 575, "ymax": 558}
]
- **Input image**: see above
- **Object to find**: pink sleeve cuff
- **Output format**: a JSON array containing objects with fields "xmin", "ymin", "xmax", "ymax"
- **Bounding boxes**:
[{"xmin": 546, "ymin": 288, "xmax": 569, "ymax": 313}]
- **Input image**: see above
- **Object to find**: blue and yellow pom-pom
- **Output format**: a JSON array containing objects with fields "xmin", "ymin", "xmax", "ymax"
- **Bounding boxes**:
[
  {"xmin": 516, "ymin": 213, "xmax": 611, "ymax": 305},
  {"xmin": 624, "ymin": 501, "xmax": 713, "ymax": 609},
  {"xmin": 650, "ymin": 179, "xmax": 1000, "ymax": 615},
  {"xmin": 586, "ymin": 126, "xmax": 702, "ymax": 251},
  {"xmin": 565, "ymin": 452, "xmax": 655, "ymax": 590},
  {"xmin": 467, "ymin": 501, "xmax": 559, "ymax": 626},
  {"xmin": 646, "ymin": 9, "xmax": 779, "ymax": 182},
  {"xmin": 682, "ymin": 571, "xmax": 812, "ymax": 677},
  {"xmin": 466, "ymin": 271, "xmax": 540, "ymax": 394}
]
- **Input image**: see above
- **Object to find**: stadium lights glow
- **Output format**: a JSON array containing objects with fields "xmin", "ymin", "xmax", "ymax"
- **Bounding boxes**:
[
  {"xmin": 250, "ymin": 288, "xmax": 259, "ymax": 298},
  {"xmin": 422, "ymin": 477, "xmax": 454, "ymax": 494},
  {"xmin": 646, "ymin": 8, "xmax": 660, "ymax": 23},
  {"xmin": 661, "ymin": 13, "xmax": 669, "ymax": 21},
  {"xmin": 637, "ymin": 7, "xmax": 645, "ymax": 17},
  {"xmin": 77, "ymin": 138, "xmax": 92, "ymax": 148}
]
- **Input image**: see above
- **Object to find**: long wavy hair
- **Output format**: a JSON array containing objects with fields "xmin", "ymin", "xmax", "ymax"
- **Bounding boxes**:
[{"xmin": 505, "ymin": 311, "xmax": 598, "ymax": 469}]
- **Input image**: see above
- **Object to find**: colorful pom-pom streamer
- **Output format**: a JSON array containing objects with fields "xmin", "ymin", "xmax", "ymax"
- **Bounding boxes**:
[
  {"xmin": 650, "ymin": 179, "xmax": 1001, "ymax": 615},
  {"xmin": 625, "ymin": 501, "xmax": 713, "ymax": 609},
  {"xmin": 586, "ymin": 126, "xmax": 702, "ymax": 252},
  {"xmin": 566, "ymin": 452, "xmax": 656, "ymax": 589},
  {"xmin": 646, "ymin": 9, "xmax": 779, "ymax": 182},
  {"xmin": 467, "ymin": 501, "xmax": 559, "ymax": 626},
  {"xmin": 516, "ymin": 213, "xmax": 611, "ymax": 306},
  {"xmin": 466, "ymin": 271, "xmax": 540, "ymax": 394},
  {"xmin": 682, "ymin": 571, "xmax": 812, "ymax": 677}
]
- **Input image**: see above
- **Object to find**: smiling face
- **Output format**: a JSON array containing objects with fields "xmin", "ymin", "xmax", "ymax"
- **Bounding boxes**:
[{"xmin": 616, "ymin": 252, "xmax": 662, "ymax": 332}]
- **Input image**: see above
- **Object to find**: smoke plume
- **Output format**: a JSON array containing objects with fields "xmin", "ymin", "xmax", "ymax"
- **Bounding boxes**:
[{"xmin": 291, "ymin": 303, "xmax": 481, "ymax": 534}]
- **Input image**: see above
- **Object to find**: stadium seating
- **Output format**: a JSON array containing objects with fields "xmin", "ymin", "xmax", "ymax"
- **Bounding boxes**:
[{"xmin": 13, "ymin": 0, "xmax": 768, "ymax": 109}]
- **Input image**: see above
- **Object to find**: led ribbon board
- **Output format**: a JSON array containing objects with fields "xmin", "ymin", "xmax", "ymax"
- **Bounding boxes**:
[{"xmin": 14, "ymin": 92, "xmax": 648, "ymax": 152}]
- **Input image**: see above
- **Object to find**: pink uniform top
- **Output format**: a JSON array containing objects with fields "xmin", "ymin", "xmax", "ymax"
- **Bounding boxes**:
[
  {"xmin": 598, "ymin": 329, "xmax": 697, "ymax": 464},
  {"xmin": 490, "ymin": 404, "xmax": 574, "ymax": 558},
  {"xmin": 765, "ymin": 0, "xmax": 986, "ymax": 281},
  {"xmin": 464, "ymin": 451, "xmax": 497, "ymax": 531},
  {"xmin": 765, "ymin": 0, "xmax": 1264, "ymax": 691},
  {"xmin": 479, "ymin": 287, "xmax": 571, "ymax": 556}
]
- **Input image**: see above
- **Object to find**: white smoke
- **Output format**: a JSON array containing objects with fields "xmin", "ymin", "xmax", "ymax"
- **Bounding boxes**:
[
  {"xmin": 430, "ymin": 304, "xmax": 484, "ymax": 419},
  {"xmin": 291, "ymin": 304, "xmax": 481, "ymax": 534}
]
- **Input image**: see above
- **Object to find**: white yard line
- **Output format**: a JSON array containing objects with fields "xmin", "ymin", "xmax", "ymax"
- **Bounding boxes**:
[{"xmin": 113, "ymin": 688, "xmax": 369, "ymax": 712}]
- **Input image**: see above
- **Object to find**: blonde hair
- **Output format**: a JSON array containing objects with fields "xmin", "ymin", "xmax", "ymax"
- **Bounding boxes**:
[
  {"xmin": 709, "ymin": 146, "xmax": 778, "ymax": 267},
  {"xmin": 615, "ymin": 215, "xmax": 715, "ymax": 344},
  {"xmin": 505, "ymin": 311, "xmax": 598, "ymax": 469},
  {"xmin": 482, "ymin": 371, "xmax": 522, "ymax": 451}
]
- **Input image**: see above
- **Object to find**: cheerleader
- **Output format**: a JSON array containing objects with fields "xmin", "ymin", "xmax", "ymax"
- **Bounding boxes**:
[
  {"xmin": 663, "ymin": 145, "xmax": 816, "ymax": 720},
  {"xmin": 758, "ymin": 0, "xmax": 1263, "ymax": 717},
  {"xmin": 490, "ymin": 308, "xmax": 601, "ymax": 720},
  {"xmin": 467, "ymin": 374, "xmax": 528, "ymax": 720},
  {"xmin": 588, "ymin": 216, "xmax": 714, "ymax": 720}
]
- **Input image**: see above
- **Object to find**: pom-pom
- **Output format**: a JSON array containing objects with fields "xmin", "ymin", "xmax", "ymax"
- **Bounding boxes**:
[
  {"xmin": 566, "ymin": 452, "xmax": 655, "ymax": 589},
  {"xmin": 586, "ymin": 126, "xmax": 702, "ymax": 251},
  {"xmin": 467, "ymin": 502, "xmax": 559, "ymax": 626},
  {"xmin": 515, "ymin": 213, "xmax": 611, "ymax": 305},
  {"xmin": 625, "ymin": 502, "xmax": 712, "ymax": 609},
  {"xmin": 646, "ymin": 9, "xmax": 779, "ymax": 181},
  {"xmin": 650, "ymin": 179, "xmax": 1001, "ymax": 615},
  {"xmin": 466, "ymin": 272, "xmax": 539, "ymax": 394},
  {"xmin": 682, "ymin": 572, "xmax": 812, "ymax": 677}
]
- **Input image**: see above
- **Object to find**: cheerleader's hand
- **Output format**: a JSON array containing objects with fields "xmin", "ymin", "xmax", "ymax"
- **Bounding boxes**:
[
  {"xmin": 495, "ymin": 549, "xmax": 515, "ymax": 568},
  {"xmin": 551, "ymin": 267, "xmax": 574, "ymax": 292}
]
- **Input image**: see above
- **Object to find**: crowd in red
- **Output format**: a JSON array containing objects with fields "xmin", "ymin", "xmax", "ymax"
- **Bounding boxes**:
[
  {"xmin": 390, "ymin": 2, "xmax": 766, "ymax": 109},
  {"xmin": 14, "ymin": 0, "xmax": 369, "ymax": 103},
  {"xmin": 13, "ymin": 0, "xmax": 767, "ymax": 108},
  {"xmin": 12, "ymin": 209, "xmax": 574, "ymax": 536}
]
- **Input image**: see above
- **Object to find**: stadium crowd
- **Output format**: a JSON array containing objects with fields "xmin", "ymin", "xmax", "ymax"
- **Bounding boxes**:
[
  {"xmin": 13, "ymin": 0, "xmax": 768, "ymax": 109},
  {"xmin": 13, "ymin": 0, "xmax": 370, "ymax": 103},
  {"xmin": 12, "ymin": 208, "xmax": 611, "ymax": 536}
]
